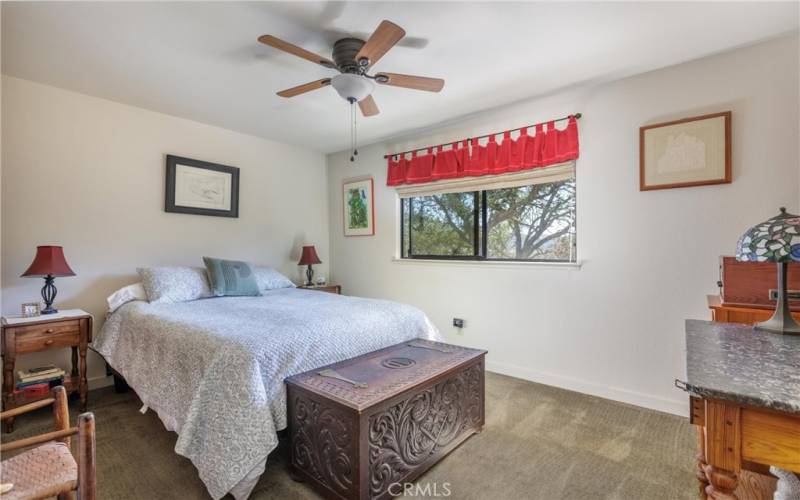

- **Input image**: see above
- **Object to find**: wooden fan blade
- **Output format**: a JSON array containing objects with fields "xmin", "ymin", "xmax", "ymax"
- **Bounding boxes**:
[
  {"xmin": 258, "ymin": 35, "xmax": 335, "ymax": 68},
  {"xmin": 355, "ymin": 20, "xmax": 405, "ymax": 68},
  {"xmin": 358, "ymin": 95, "xmax": 379, "ymax": 117},
  {"xmin": 375, "ymin": 73, "xmax": 444, "ymax": 92},
  {"xmin": 277, "ymin": 78, "xmax": 331, "ymax": 98}
]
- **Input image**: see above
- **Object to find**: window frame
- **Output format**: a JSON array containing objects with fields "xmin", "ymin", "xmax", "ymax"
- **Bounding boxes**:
[
  {"xmin": 402, "ymin": 191, "xmax": 482, "ymax": 260},
  {"xmin": 400, "ymin": 183, "xmax": 576, "ymax": 263}
]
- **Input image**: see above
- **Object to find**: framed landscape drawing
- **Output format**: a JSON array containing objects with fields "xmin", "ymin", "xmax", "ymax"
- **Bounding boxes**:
[
  {"xmin": 343, "ymin": 177, "xmax": 375, "ymax": 236},
  {"xmin": 640, "ymin": 111, "xmax": 731, "ymax": 191},
  {"xmin": 165, "ymin": 155, "xmax": 239, "ymax": 217}
]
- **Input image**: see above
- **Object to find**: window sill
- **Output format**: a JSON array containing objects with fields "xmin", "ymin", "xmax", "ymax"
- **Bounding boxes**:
[{"xmin": 389, "ymin": 258, "xmax": 583, "ymax": 269}]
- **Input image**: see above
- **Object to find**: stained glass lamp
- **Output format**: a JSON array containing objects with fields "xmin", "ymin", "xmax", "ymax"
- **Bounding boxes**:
[{"xmin": 735, "ymin": 207, "xmax": 800, "ymax": 334}]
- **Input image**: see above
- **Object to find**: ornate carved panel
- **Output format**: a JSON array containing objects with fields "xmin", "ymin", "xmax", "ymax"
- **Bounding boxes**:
[
  {"xmin": 368, "ymin": 362, "xmax": 483, "ymax": 498},
  {"xmin": 291, "ymin": 392, "xmax": 356, "ymax": 498},
  {"xmin": 292, "ymin": 340, "xmax": 481, "ymax": 408},
  {"xmin": 287, "ymin": 340, "xmax": 486, "ymax": 500}
]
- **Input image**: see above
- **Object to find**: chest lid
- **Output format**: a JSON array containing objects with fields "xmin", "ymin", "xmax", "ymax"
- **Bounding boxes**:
[{"xmin": 285, "ymin": 339, "xmax": 486, "ymax": 411}]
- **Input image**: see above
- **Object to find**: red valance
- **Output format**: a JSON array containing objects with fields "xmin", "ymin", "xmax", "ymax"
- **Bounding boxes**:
[{"xmin": 387, "ymin": 115, "xmax": 579, "ymax": 186}]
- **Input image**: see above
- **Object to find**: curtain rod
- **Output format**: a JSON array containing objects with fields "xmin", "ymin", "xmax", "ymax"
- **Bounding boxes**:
[{"xmin": 383, "ymin": 113, "xmax": 581, "ymax": 159}]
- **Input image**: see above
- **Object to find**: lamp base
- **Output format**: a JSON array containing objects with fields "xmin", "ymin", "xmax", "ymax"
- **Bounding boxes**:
[
  {"xmin": 754, "ymin": 308, "xmax": 800, "ymax": 335},
  {"xmin": 40, "ymin": 275, "xmax": 58, "ymax": 315},
  {"xmin": 304, "ymin": 265, "xmax": 314, "ymax": 287},
  {"xmin": 755, "ymin": 262, "xmax": 800, "ymax": 335},
  {"xmin": 41, "ymin": 305, "xmax": 59, "ymax": 315}
]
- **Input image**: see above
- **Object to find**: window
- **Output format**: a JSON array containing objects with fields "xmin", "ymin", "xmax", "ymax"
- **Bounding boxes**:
[{"xmin": 401, "ymin": 179, "xmax": 576, "ymax": 262}]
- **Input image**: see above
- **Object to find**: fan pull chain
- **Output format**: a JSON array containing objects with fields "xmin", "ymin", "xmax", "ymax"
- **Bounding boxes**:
[
  {"xmin": 353, "ymin": 101, "xmax": 358, "ymax": 159},
  {"xmin": 349, "ymin": 99, "xmax": 359, "ymax": 162},
  {"xmin": 349, "ymin": 100, "xmax": 355, "ymax": 162}
]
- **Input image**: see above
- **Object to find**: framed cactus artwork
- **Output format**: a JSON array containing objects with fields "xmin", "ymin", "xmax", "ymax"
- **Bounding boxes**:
[{"xmin": 343, "ymin": 177, "xmax": 375, "ymax": 236}]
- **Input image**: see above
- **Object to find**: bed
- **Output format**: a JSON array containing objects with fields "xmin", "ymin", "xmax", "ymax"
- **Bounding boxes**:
[{"xmin": 93, "ymin": 287, "xmax": 441, "ymax": 499}]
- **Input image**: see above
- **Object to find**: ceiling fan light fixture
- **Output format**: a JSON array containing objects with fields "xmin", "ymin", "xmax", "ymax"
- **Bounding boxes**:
[{"xmin": 331, "ymin": 74, "xmax": 374, "ymax": 103}]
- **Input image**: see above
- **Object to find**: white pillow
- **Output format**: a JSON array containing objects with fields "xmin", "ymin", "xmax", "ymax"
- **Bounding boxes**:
[
  {"xmin": 253, "ymin": 267, "xmax": 295, "ymax": 292},
  {"xmin": 137, "ymin": 266, "xmax": 213, "ymax": 304},
  {"xmin": 107, "ymin": 283, "xmax": 148, "ymax": 312}
]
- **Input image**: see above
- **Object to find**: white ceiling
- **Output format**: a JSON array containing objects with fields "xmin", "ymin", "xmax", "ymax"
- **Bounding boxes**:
[{"xmin": 3, "ymin": 2, "xmax": 797, "ymax": 153}]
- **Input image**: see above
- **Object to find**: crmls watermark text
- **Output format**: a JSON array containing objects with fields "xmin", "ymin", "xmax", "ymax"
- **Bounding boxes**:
[{"xmin": 388, "ymin": 482, "xmax": 452, "ymax": 497}]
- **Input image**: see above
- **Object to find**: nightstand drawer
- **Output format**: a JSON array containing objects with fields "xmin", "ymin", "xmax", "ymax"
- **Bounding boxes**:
[
  {"xmin": 13, "ymin": 321, "xmax": 80, "ymax": 353},
  {"xmin": 299, "ymin": 285, "xmax": 341, "ymax": 294}
]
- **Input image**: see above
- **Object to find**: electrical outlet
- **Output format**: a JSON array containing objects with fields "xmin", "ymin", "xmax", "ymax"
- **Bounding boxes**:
[{"xmin": 453, "ymin": 318, "xmax": 464, "ymax": 328}]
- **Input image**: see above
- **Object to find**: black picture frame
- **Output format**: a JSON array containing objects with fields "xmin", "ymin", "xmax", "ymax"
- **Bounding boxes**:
[{"xmin": 165, "ymin": 155, "xmax": 239, "ymax": 218}]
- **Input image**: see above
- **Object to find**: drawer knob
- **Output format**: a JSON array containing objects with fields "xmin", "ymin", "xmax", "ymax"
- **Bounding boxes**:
[
  {"xmin": 46, "ymin": 329, "xmax": 54, "ymax": 333},
  {"xmin": 44, "ymin": 339, "xmax": 54, "ymax": 346}
]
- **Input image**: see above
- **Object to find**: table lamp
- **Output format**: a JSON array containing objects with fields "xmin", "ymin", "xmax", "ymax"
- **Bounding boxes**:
[
  {"xmin": 735, "ymin": 207, "xmax": 800, "ymax": 334},
  {"xmin": 21, "ymin": 245, "xmax": 75, "ymax": 314},
  {"xmin": 298, "ymin": 245, "xmax": 322, "ymax": 286}
]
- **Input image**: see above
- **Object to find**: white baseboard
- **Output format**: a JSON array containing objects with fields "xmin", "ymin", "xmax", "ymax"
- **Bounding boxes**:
[
  {"xmin": 87, "ymin": 364, "xmax": 687, "ymax": 416},
  {"xmin": 88, "ymin": 374, "xmax": 114, "ymax": 390},
  {"xmin": 485, "ymin": 360, "xmax": 688, "ymax": 417}
]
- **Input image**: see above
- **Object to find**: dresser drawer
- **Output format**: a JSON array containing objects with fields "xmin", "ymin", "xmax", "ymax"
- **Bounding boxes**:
[{"xmin": 13, "ymin": 321, "xmax": 80, "ymax": 353}]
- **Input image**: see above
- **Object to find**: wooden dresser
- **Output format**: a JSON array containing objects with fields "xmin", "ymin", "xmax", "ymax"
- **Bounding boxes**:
[
  {"xmin": 689, "ymin": 297, "xmax": 800, "ymax": 500},
  {"xmin": 708, "ymin": 294, "xmax": 800, "ymax": 324}
]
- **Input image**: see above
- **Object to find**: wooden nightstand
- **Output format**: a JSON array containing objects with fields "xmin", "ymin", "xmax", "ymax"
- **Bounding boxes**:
[
  {"xmin": 299, "ymin": 284, "xmax": 341, "ymax": 294},
  {"xmin": 1, "ymin": 309, "xmax": 92, "ymax": 432}
]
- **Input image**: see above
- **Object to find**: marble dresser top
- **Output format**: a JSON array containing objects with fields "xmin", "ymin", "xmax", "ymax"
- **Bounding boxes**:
[{"xmin": 684, "ymin": 319, "xmax": 800, "ymax": 414}]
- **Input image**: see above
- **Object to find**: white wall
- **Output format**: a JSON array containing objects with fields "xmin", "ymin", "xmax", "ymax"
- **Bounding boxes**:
[
  {"xmin": 1, "ymin": 76, "xmax": 330, "ymax": 385},
  {"xmin": 327, "ymin": 35, "xmax": 800, "ymax": 415}
]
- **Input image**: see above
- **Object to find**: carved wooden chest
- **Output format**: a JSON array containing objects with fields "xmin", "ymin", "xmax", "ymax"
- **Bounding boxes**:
[{"xmin": 285, "ymin": 339, "xmax": 486, "ymax": 500}]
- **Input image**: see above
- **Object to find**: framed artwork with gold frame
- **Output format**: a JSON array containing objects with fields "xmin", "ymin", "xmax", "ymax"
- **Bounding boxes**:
[{"xmin": 640, "ymin": 111, "xmax": 731, "ymax": 191}]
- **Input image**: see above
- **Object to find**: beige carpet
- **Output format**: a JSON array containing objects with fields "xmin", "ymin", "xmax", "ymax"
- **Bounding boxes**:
[{"xmin": 2, "ymin": 372, "xmax": 696, "ymax": 499}]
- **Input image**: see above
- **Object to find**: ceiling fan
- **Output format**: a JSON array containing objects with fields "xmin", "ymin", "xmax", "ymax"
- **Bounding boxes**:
[{"xmin": 258, "ymin": 20, "xmax": 445, "ymax": 118}]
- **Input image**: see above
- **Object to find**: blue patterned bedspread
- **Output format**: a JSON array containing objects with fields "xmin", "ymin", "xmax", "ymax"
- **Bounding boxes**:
[{"xmin": 94, "ymin": 288, "xmax": 440, "ymax": 499}]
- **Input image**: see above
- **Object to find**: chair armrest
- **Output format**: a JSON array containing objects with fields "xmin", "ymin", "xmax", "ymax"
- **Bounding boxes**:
[
  {"xmin": 0, "ymin": 397, "xmax": 55, "ymax": 420},
  {"xmin": 0, "ymin": 427, "xmax": 78, "ymax": 453},
  {"xmin": 0, "ymin": 385, "xmax": 74, "ymax": 451}
]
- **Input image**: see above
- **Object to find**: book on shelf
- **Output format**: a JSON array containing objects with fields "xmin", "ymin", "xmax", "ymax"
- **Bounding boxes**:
[
  {"xmin": 17, "ymin": 370, "xmax": 62, "ymax": 382},
  {"xmin": 16, "ymin": 374, "xmax": 64, "ymax": 389},
  {"xmin": 16, "ymin": 382, "xmax": 51, "ymax": 399},
  {"xmin": 18, "ymin": 364, "xmax": 62, "ymax": 380},
  {"xmin": 13, "ymin": 376, "xmax": 72, "ymax": 399},
  {"xmin": 20, "ymin": 364, "xmax": 59, "ymax": 375}
]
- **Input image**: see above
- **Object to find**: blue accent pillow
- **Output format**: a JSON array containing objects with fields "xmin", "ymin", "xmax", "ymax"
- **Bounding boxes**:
[{"xmin": 202, "ymin": 257, "xmax": 261, "ymax": 297}]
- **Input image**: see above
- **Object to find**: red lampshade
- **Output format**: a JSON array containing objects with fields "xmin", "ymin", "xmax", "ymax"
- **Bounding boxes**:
[
  {"xmin": 298, "ymin": 245, "xmax": 322, "ymax": 266},
  {"xmin": 21, "ymin": 246, "xmax": 76, "ymax": 277}
]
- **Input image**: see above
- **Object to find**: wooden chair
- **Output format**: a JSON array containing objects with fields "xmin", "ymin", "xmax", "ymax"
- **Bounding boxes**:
[{"xmin": 0, "ymin": 386, "xmax": 96, "ymax": 500}]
